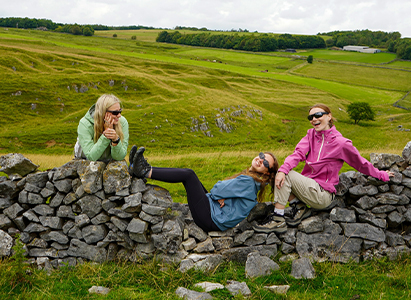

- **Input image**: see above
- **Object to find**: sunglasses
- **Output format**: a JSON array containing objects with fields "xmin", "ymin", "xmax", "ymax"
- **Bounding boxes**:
[
  {"xmin": 107, "ymin": 109, "xmax": 123, "ymax": 116},
  {"xmin": 259, "ymin": 152, "xmax": 270, "ymax": 169},
  {"xmin": 307, "ymin": 111, "xmax": 329, "ymax": 121}
]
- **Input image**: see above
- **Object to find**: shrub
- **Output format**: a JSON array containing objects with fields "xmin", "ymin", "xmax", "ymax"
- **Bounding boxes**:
[
  {"xmin": 131, "ymin": 35, "xmax": 136, "ymax": 40},
  {"xmin": 307, "ymin": 55, "xmax": 313, "ymax": 63},
  {"xmin": 113, "ymin": 33, "xmax": 117, "ymax": 38}
]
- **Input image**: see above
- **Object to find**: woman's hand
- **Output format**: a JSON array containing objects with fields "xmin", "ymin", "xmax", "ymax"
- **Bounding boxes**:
[
  {"xmin": 275, "ymin": 172, "xmax": 286, "ymax": 189},
  {"xmin": 218, "ymin": 199, "xmax": 225, "ymax": 208},
  {"xmin": 103, "ymin": 128, "xmax": 118, "ymax": 141},
  {"xmin": 386, "ymin": 170, "xmax": 395, "ymax": 177},
  {"xmin": 104, "ymin": 112, "xmax": 114, "ymax": 130}
]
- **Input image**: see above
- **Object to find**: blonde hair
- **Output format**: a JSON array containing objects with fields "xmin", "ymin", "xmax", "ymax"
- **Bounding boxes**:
[
  {"xmin": 226, "ymin": 152, "xmax": 279, "ymax": 203},
  {"xmin": 93, "ymin": 94, "xmax": 124, "ymax": 143}
]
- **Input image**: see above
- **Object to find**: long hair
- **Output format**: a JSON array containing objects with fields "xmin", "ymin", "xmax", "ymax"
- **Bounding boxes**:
[
  {"xmin": 226, "ymin": 152, "xmax": 279, "ymax": 203},
  {"xmin": 93, "ymin": 94, "xmax": 124, "ymax": 143},
  {"xmin": 309, "ymin": 103, "xmax": 335, "ymax": 127}
]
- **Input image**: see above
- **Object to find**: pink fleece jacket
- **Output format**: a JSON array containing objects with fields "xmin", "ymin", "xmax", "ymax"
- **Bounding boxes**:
[{"xmin": 278, "ymin": 126, "xmax": 389, "ymax": 194}]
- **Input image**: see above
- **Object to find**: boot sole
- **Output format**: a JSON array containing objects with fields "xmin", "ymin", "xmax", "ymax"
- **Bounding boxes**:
[
  {"xmin": 252, "ymin": 225, "xmax": 287, "ymax": 234},
  {"xmin": 286, "ymin": 209, "xmax": 312, "ymax": 226}
]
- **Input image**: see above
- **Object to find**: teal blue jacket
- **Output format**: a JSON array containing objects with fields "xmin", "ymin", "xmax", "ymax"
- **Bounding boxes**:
[
  {"xmin": 77, "ymin": 104, "xmax": 129, "ymax": 162},
  {"xmin": 207, "ymin": 175, "xmax": 260, "ymax": 231}
]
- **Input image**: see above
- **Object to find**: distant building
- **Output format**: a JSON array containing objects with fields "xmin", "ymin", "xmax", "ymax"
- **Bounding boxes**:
[{"xmin": 343, "ymin": 45, "xmax": 381, "ymax": 54}]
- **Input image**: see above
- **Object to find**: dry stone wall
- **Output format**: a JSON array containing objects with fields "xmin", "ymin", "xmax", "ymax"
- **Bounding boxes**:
[{"xmin": 1, "ymin": 144, "xmax": 411, "ymax": 270}]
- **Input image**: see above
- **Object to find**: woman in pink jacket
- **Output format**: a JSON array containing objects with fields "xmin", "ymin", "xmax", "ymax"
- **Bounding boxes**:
[{"xmin": 253, "ymin": 103, "xmax": 394, "ymax": 233}]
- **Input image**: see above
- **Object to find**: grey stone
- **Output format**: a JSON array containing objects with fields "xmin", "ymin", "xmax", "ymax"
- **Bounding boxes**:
[
  {"xmin": 142, "ymin": 184, "xmax": 173, "ymax": 208},
  {"xmin": 377, "ymin": 193, "xmax": 401, "ymax": 205},
  {"xmin": 225, "ymin": 280, "xmax": 252, "ymax": 297},
  {"xmin": 221, "ymin": 245, "xmax": 277, "ymax": 263},
  {"xmin": 103, "ymin": 160, "xmax": 131, "ymax": 194},
  {"xmin": 402, "ymin": 177, "xmax": 411, "ymax": 189},
  {"xmin": 78, "ymin": 195, "xmax": 102, "ymax": 218},
  {"xmin": 90, "ymin": 212, "xmax": 110, "ymax": 225},
  {"xmin": 194, "ymin": 237, "xmax": 215, "ymax": 253},
  {"xmin": 79, "ymin": 161, "xmax": 105, "ymax": 194},
  {"xmin": 371, "ymin": 205, "xmax": 396, "ymax": 214},
  {"xmin": 341, "ymin": 223, "xmax": 385, "ymax": 242},
  {"xmin": 75, "ymin": 214, "xmax": 90, "ymax": 228},
  {"xmin": 62, "ymin": 220, "xmax": 75, "ymax": 234},
  {"xmin": 234, "ymin": 230, "xmax": 254, "ymax": 245},
  {"xmin": 0, "ymin": 153, "xmax": 38, "ymax": 176},
  {"xmin": 399, "ymin": 194, "xmax": 410, "ymax": 205},
  {"xmin": 40, "ymin": 231, "xmax": 69, "ymax": 244},
  {"xmin": 40, "ymin": 187, "xmax": 55, "ymax": 198},
  {"xmin": 88, "ymin": 286, "xmax": 111, "ymax": 295},
  {"xmin": 139, "ymin": 211, "xmax": 162, "ymax": 224},
  {"xmin": 370, "ymin": 153, "xmax": 404, "ymax": 169},
  {"xmin": 264, "ymin": 285, "xmax": 290, "ymax": 295},
  {"xmin": 109, "ymin": 208, "xmax": 133, "ymax": 219},
  {"xmin": 82, "ymin": 225, "xmax": 107, "ymax": 244},
  {"xmin": 291, "ymin": 257, "xmax": 316, "ymax": 279},
  {"xmin": 57, "ymin": 205, "xmax": 76, "ymax": 219},
  {"xmin": 349, "ymin": 185, "xmax": 378, "ymax": 197},
  {"xmin": 54, "ymin": 179, "xmax": 73, "ymax": 193},
  {"xmin": 175, "ymin": 287, "xmax": 212, "ymax": 300},
  {"xmin": 0, "ymin": 180, "xmax": 19, "ymax": 199},
  {"xmin": 141, "ymin": 203, "xmax": 167, "ymax": 216},
  {"xmin": 27, "ymin": 192, "xmax": 45, "ymax": 205},
  {"xmin": 335, "ymin": 172, "xmax": 354, "ymax": 196},
  {"xmin": 298, "ymin": 216, "xmax": 324, "ymax": 233},
  {"xmin": 378, "ymin": 184, "xmax": 390, "ymax": 193},
  {"xmin": 63, "ymin": 193, "xmax": 77, "ymax": 205},
  {"xmin": 281, "ymin": 242, "xmax": 295, "ymax": 254},
  {"xmin": 212, "ymin": 237, "xmax": 234, "ymax": 250},
  {"xmin": 0, "ymin": 197, "xmax": 12, "ymax": 209},
  {"xmin": 13, "ymin": 216, "xmax": 26, "ymax": 231},
  {"xmin": 244, "ymin": 233, "xmax": 267, "ymax": 246},
  {"xmin": 111, "ymin": 216, "xmax": 128, "ymax": 232},
  {"xmin": 25, "ymin": 183, "xmax": 42, "ymax": 193},
  {"xmin": 53, "ymin": 165, "xmax": 78, "ymax": 181},
  {"xmin": 387, "ymin": 211, "xmax": 403, "ymax": 228},
  {"xmin": 32, "ymin": 204, "xmax": 54, "ymax": 216},
  {"xmin": 130, "ymin": 178, "xmax": 149, "ymax": 194},
  {"xmin": 0, "ymin": 230, "xmax": 13, "ymax": 256},
  {"xmin": 29, "ymin": 248, "xmax": 59, "ymax": 258},
  {"xmin": 39, "ymin": 216, "xmax": 63, "ymax": 229},
  {"xmin": 188, "ymin": 223, "xmax": 208, "ymax": 242},
  {"xmin": 4, "ymin": 203, "xmax": 24, "ymax": 219},
  {"xmin": 67, "ymin": 239, "xmax": 107, "ymax": 262},
  {"xmin": 102, "ymin": 199, "xmax": 116, "ymax": 212},
  {"xmin": 115, "ymin": 188, "xmax": 129, "ymax": 197},
  {"xmin": 194, "ymin": 254, "xmax": 223, "ymax": 272},
  {"xmin": 403, "ymin": 141, "xmax": 411, "ymax": 164},
  {"xmin": 127, "ymin": 218, "xmax": 148, "ymax": 234},
  {"xmin": 23, "ymin": 209, "xmax": 39, "ymax": 223},
  {"xmin": 322, "ymin": 219, "xmax": 343, "ymax": 235},
  {"xmin": 245, "ymin": 251, "xmax": 280, "ymax": 278},
  {"xmin": 129, "ymin": 232, "xmax": 149, "ymax": 243},
  {"xmin": 296, "ymin": 232, "xmax": 362, "ymax": 263},
  {"xmin": 389, "ymin": 172, "xmax": 403, "ymax": 185},
  {"xmin": 122, "ymin": 193, "xmax": 142, "ymax": 213},
  {"xmin": 358, "ymin": 213, "xmax": 387, "ymax": 228},
  {"xmin": 266, "ymin": 232, "xmax": 282, "ymax": 245},
  {"xmin": 194, "ymin": 282, "xmax": 224, "ymax": 293},
  {"xmin": 386, "ymin": 231, "xmax": 405, "ymax": 247},
  {"xmin": 390, "ymin": 185, "xmax": 405, "ymax": 195},
  {"xmin": 27, "ymin": 238, "xmax": 48, "ymax": 248},
  {"xmin": 281, "ymin": 228, "xmax": 297, "ymax": 244},
  {"xmin": 403, "ymin": 166, "xmax": 411, "ymax": 178},
  {"xmin": 182, "ymin": 238, "xmax": 197, "ymax": 251},
  {"xmin": 49, "ymin": 192, "xmax": 65, "ymax": 208},
  {"xmin": 330, "ymin": 208, "xmax": 356, "ymax": 223},
  {"xmin": 0, "ymin": 214, "xmax": 12, "ymax": 230},
  {"xmin": 51, "ymin": 242, "xmax": 69, "ymax": 250},
  {"xmin": 355, "ymin": 196, "xmax": 379, "ymax": 210},
  {"xmin": 179, "ymin": 258, "xmax": 195, "ymax": 272}
]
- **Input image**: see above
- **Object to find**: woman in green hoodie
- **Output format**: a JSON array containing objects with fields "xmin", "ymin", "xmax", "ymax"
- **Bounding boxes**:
[{"xmin": 75, "ymin": 94, "xmax": 129, "ymax": 162}]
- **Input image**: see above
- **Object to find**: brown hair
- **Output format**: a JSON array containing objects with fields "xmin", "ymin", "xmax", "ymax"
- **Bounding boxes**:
[
  {"xmin": 226, "ymin": 152, "xmax": 279, "ymax": 203},
  {"xmin": 309, "ymin": 103, "xmax": 335, "ymax": 127},
  {"xmin": 93, "ymin": 94, "xmax": 124, "ymax": 143}
]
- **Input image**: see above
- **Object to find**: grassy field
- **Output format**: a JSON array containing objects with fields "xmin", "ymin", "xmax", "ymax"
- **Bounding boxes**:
[{"xmin": 1, "ymin": 253, "xmax": 410, "ymax": 299}]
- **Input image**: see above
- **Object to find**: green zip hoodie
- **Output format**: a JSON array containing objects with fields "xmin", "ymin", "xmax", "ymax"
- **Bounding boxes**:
[{"xmin": 77, "ymin": 104, "xmax": 129, "ymax": 162}]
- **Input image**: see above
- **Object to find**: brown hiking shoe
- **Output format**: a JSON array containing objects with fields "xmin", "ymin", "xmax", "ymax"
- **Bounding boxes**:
[{"xmin": 285, "ymin": 203, "xmax": 311, "ymax": 226}]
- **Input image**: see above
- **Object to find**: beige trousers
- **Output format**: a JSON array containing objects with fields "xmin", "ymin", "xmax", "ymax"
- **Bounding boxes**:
[{"xmin": 274, "ymin": 170, "xmax": 332, "ymax": 209}]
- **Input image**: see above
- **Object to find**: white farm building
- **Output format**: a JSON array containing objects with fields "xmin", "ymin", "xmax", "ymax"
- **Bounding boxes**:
[{"xmin": 343, "ymin": 45, "xmax": 381, "ymax": 54}]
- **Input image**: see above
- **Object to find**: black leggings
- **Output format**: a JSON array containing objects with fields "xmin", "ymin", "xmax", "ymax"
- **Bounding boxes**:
[{"xmin": 150, "ymin": 167, "xmax": 220, "ymax": 232}]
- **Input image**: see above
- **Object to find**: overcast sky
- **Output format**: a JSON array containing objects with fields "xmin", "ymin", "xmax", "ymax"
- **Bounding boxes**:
[{"xmin": 2, "ymin": 0, "xmax": 410, "ymax": 37}]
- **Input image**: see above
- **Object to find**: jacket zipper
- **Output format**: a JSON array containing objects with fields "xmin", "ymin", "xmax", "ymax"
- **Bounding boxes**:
[{"xmin": 317, "ymin": 134, "xmax": 325, "ymax": 162}]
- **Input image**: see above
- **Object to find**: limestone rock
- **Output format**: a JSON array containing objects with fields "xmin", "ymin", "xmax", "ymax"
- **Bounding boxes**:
[
  {"xmin": 0, "ymin": 153, "xmax": 38, "ymax": 176},
  {"xmin": 245, "ymin": 251, "xmax": 279, "ymax": 278},
  {"xmin": 291, "ymin": 257, "xmax": 316, "ymax": 279}
]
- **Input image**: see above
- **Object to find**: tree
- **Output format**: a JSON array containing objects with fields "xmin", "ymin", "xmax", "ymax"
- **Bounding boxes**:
[
  {"xmin": 70, "ymin": 25, "xmax": 82, "ymax": 35},
  {"xmin": 113, "ymin": 33, "xmax": 117, "ymax": 38},
  {"xmin": 307, "ymin": 55, "xmax": 313, "ymax": 63},
  {"xmin": 83, "ymin": 26, "xmax": 93, "ymax": 36},
  {"xmin": 347, "ymin": 102, "xmax": 375, "ymax": 125}
]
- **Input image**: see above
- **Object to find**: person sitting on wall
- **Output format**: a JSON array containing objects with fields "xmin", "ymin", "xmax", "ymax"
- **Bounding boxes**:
[
  {"xmin": 253, "ymin": 103, "xmax": 395, "ymax": 233},
  {"xmin": 75, "ymin": 94, "xmax": 129, "ymax": 163},
  {"xmin": 128, "ymin": 147, "xmax": 278, "ymax": 232}
]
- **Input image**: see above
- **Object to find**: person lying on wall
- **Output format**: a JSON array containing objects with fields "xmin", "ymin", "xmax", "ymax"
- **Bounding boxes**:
[
  {"xmin": 253, "ymin": 103, "xmax": 395, "ymax": 234},
  {"xmin": 74, "ymin": 94, "xmax": 129, "ymax": 163},
  {"xmin": 128, "ymin": 146, "xmax": 278, "ymax": 232}
]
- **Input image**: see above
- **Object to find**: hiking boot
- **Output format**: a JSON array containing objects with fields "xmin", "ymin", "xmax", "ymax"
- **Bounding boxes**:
[
  {"xmin": 285, "ymin": 202, "xmax": 311, "ymax": 226},
  {"xmin": 247, "ymin": 203, "xmax": 270, "ymax": 223},
  {"xmin": 128, "ymin": 145, "xmax": 138, "ymax": 175},
  {"xmin": 252, "ymin": 212, "xmax": 287, "ymax": 234},
  {"xmin": 131, "ymin": 147, "xmax": 151, "ymax": 179}
]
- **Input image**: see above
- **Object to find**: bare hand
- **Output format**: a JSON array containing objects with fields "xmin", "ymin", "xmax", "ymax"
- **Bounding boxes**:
[
  {"xmin": 386, "ymin": 170, "xmax": 395, "ymax": 177},
  {"xmin": 104, "ymin": 112, "xmax": 114, "ymax": 130},
  {"xmin": 275, "ymin": 172, "xmax": 286, "ymax": 190},
  {"xmin": 103, "ymin": 128, "xmax": 118, "ymax": 141},
  {"xmin": 218, "ymin": 199, "xmax": 225, "ymax": 208}
]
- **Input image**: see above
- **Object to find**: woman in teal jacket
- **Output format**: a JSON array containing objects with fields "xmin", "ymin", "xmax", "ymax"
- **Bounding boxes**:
[
  {"xmin": 75, "ymin": 94, "xmax": 129, "ymax": 162},
  {"xmin": 129, "ymin": 147, "xmax": 278, "ymax": 232}
]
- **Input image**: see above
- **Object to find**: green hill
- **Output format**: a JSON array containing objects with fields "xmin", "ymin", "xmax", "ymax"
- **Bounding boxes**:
[{"xmin": 1, "ymin": 27, "xmax": 411, "ymax": 158}]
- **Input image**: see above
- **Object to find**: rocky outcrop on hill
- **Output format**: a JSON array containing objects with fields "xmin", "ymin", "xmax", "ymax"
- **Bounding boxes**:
[{"xmin": 1, "ymin": 143, "xmax": 411, "ymax": 270}]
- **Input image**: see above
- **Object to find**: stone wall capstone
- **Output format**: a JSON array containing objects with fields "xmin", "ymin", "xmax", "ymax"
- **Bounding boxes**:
[{"xmin": 1, "ymin": 143, "xmax": 411, "ymax": 270}]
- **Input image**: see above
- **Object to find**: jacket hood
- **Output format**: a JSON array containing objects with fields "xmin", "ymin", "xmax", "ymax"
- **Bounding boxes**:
[{"xmin": 84, "ymin": 104, "xmax": 96, "ymax": 125}]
